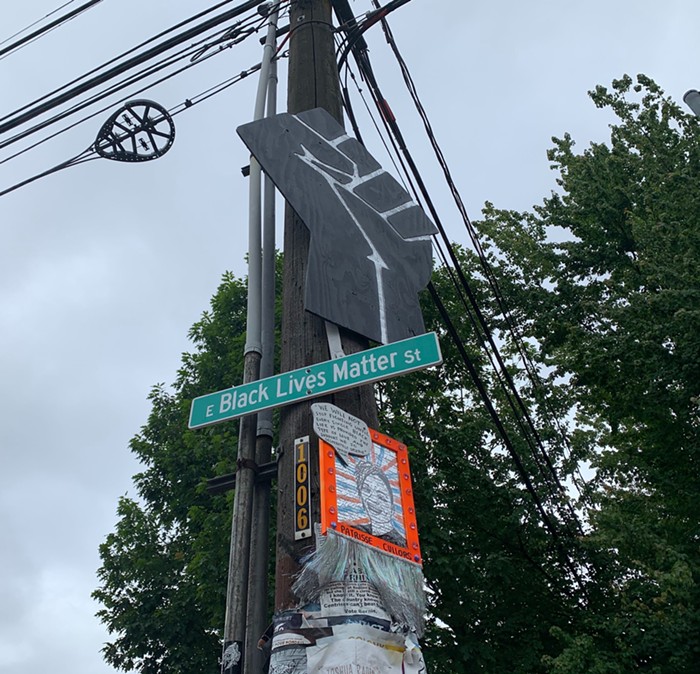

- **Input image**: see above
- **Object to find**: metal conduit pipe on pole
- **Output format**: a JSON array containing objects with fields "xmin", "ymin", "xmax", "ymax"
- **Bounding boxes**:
[
  {"xmin": 244, "ymin": 33, "xmax": 279, "ymax": 674},
  {"xmin": 221, "ymin": 5, "xmax": 280, "ymax": 674}
]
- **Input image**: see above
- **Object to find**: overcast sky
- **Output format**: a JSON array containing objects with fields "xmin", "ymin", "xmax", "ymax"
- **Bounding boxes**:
[{"xmin": 1, "ymin": 1, "xmax": 699, "ymax": 672}]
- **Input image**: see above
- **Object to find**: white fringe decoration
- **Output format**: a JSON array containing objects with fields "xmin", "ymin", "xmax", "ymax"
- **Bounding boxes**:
[{"xmin": 293, "ymin": 528, "xmax": 426, "ymax": 636}]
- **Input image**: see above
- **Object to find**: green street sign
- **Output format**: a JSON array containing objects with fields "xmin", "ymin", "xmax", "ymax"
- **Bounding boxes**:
[{"xmin": 188, "ymin": 332, "xmax": 442, "ymax": 429}]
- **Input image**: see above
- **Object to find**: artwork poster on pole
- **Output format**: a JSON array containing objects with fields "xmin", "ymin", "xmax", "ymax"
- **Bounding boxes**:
[
  {"xmin": 311, "ymin": 402, "xmax": 422, "ymax": 565},
  {"xmin": 318, "ymin": 430, "xmax": 422, "ymax": 566}
]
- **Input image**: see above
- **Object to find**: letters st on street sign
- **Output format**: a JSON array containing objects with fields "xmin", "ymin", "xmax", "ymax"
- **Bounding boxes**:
[{"xmin": 188, "ymin": 332, "xmax": 442, "ymax": 429}]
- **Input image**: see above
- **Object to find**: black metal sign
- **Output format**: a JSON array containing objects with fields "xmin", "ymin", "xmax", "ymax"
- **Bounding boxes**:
[{"xmin": 237, "ymin": 108, "xmax": 437, "ymax": 345}]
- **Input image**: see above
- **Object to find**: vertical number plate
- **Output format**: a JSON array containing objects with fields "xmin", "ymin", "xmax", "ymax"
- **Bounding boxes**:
[{"xmin": 294, "ymin": 436, "xmax": 311, "ymax": 540}]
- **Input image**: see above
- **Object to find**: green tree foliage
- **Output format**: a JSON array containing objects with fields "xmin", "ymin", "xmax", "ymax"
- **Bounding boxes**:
[
  {"xmin": 96, "ymin": 257, "xmax": 582, "ymax": 674},
  {"xmin": 93, "ymin": 272, "xmax": 249, "ymax": 673},
  {"xmin": 476, "ymin": 74, "xmax": 700, "ymax": 672},
  {"xmin": 377, "ymin": 263, "xmax": 590, "ymax": 673},
  {"xmin": 95, "ymin": 75, "xmax": 699, "ymax": 673}
]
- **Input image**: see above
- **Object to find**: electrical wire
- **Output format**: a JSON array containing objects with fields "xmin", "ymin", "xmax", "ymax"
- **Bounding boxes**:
[
  {"xmin": 334, "ymin": 5, "xmax": 587, "ymax": 588},
  {"xmin": 425, "ymin": 281, "xmax": 583, "ymax": 580},
  {"xmin": 0, "ymin": 12, "xmax": 268, "ymax": 153},
  {"xmin": 0, "ymin": 149, "xmax": 97, "ymax": 198},
  {"xmin": 1, "ymin": 0, "xmax": 76, "ymax": 46},
  {"xmin": 0, "ymin": 0, "xmax": 103, "ymax": 60},
  {"xmin": 0, "ymin": 57, "xmax": 267, "ymax": 198},
  {"xmin": 0, "ymin": 0, "xmax": 267, "ymax": 135},
  {"xmin": 372, "ymin": 5, "xmax": 589, "ymax": 505},
  {"xmin": 360, "ymin": 3, "xmax": 583, "ymax": 511},
  {"xmin": 334, "ymin": 0, "xmax": 588, "ymax": 585},
  {"xmin": 0, "ymin": 2, "xmax": 291, "ymax": 162},
  {"xmin": 0, "ymin": 4, "xmax": 291, "ymax": 195},
  {"xmin": 0, "ymin": 0, "xmax": 257, "ymax": 122}
]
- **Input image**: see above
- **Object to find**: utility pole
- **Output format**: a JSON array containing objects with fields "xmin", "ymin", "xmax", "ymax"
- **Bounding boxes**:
[
  {"xmin": 189, "ymin": 3, "xmax": 434, "ymax": 670},
  {"xmin": 274, "ymin": 0, "xmax": 379, "ymax": 611}
]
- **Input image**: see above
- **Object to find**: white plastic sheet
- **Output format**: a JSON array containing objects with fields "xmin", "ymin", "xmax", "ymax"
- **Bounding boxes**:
[{"xmin": 306, "ymin": 624, "xmax": 405, "ymax": 674}]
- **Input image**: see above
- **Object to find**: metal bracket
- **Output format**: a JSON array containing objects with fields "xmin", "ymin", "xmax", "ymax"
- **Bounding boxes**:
[
  {"xmin": 206, "ymin": 461, "xmax": 278, "ymax": 495},
  {"xmin": 325, "ymin": 321, "xmax": 345, "ymax": 359}
]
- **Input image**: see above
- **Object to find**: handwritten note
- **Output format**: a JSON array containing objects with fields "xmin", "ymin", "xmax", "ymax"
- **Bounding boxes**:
[{"xmin": 311, "ymin": 403, "xmax": 371, "ymax": 463}]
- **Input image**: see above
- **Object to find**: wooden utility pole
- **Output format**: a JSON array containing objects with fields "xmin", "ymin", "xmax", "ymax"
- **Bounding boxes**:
[{"xmin": 275, "ymin": 0, "xmax": 379, "ymax": 611}]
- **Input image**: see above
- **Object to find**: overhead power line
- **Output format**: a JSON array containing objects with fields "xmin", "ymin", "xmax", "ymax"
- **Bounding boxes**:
[
  {"xmin": 0, "ymin": 14, "xmax": 264, "ymax": 154},
  {"xmin": 0, "ymin": 2, "xmax": 286, "ymax": 160},
  {"xmin": 0, "ymin": 0, "xmax": 104, "ymax": 59},
  {"xmin": 0, "ymin": 3, "xmax": 289, "ymax": 197},
  {"xmin": 334, "ymin": 0, "xmax": 589, "ymax": 588},
  {"xmin": 368, "ymin": 3, "xmax": 582, "ymax": 506},
  {"xmin": 1, "ymin": 0, "xmax": 252, "ymax": 124},
  {"xmin": 0, "ymin": 56, "xmax": 264, "ymax": 197},
  {"xmin": 372, "ymin": 7, "xmax": 589, "ymax": 510},
  {"xmin": 0, "ymin": 0, "xmax": 264, "ymax": 138}
]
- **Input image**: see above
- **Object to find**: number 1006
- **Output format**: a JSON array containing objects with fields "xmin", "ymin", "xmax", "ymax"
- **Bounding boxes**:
[{"xmin": 294, "ymin": 436, "xmax": 311, "ymax": 540}]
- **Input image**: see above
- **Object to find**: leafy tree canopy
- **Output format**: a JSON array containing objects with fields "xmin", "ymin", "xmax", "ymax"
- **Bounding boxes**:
[{"xmin": 477, "ymin": 74, "xmax": 700, "ymax": 673}]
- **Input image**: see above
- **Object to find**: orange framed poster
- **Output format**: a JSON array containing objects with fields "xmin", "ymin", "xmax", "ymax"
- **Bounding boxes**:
[{"xmin": 318, "ymin": 428, "xmax": 422, "ymax": 566}]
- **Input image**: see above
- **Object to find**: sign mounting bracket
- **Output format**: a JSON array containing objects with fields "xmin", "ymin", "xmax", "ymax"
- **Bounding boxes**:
[{"xmin": 325, "ymin": 321, "xmax": 346, "ymax": 360}]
